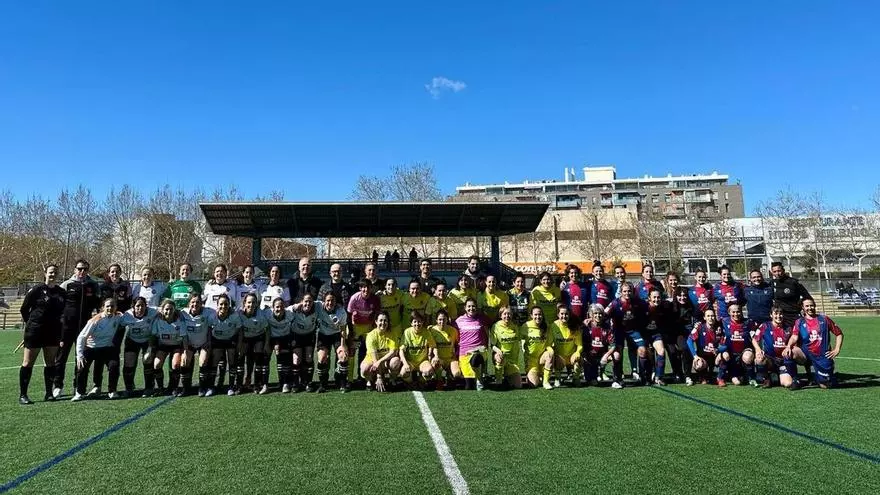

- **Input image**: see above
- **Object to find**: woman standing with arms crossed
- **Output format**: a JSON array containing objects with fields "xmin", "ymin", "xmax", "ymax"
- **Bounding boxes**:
[{"xmin": 18, "ymin": 264, "xmax": 66, "ymax": 404}]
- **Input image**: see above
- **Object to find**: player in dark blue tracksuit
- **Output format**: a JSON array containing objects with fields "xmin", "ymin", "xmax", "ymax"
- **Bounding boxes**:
[
  {"xmin": 788, "ymin": 298, "xmax": 844, "ymax": 388},
  {"xmin": 744, "ymin": 269, "xmax": 773, "ymax": 324}
]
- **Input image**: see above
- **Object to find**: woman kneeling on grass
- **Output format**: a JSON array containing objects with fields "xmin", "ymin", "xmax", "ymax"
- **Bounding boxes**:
[
  {"xmin": 152, "ymin": 299, "xmax": 187, "ymax": 397},
  {"xmin": 545, "ymin": 304, "xmax": 583, "ymax": 388},
  {"xmin": 399, "ymin": 311, "xmax": 436, "ymax": 389},
  {"xmin": 360, "ymin": 311, "xmax": 401, "ymax": 392},
  {"xmin": 491, "ymin": 306, "xmax": 522, "ymax": 390},
  {"xmin": 73, "ymin": 298, "xmax": 123, "ymax": 401},
  {"xmin": 429, "ymin": 310, "xmax": 460, "ymax": 390},
  {"xmin": 120, "ymin": 297, "xmax": 157, "ymax": 397},
  {"xmin": 522, "ymin": 306, "xmax": 554, "ymax": 389}
]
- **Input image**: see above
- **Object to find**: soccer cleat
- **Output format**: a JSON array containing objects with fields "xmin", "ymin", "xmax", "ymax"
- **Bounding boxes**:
[
  {"xmin": 44, "ymin": 393, "xmax": 55, "ymax": 402},
  {"xmin": 19, "ymin": 395, "xmax": 34, "ymax": 405},
  {"xmin": 731, "ymin": 377, "xmax": 742, "ymax": 386},
  {"xmin": 142, "ymin": 388, "xmax": 154, "ymax": 398},
  {"xmin": 258, "ymin": 385, "xmax": 269, "ymax": 395},
  {"xmin": 542, "ymin": 381, "xmax": 554, "ymax": 390},
  {"xmin": 87, "ymin": 386, "xmax": 100, "ymax": 397},
  {"xmin": 340, "ymin": 383, "xmax": 350, "ymax": 393},
  {"xmin": 553, "ymin": 378, "xmax": 561, "ymax": 388},
  {"xmin": 107, "ymin": 392, "xmax": 119, "ymax": 400},
  {"xmin": 631, "ymin": 371, "xmax": 640, "ymax": 382},
  {"xmin": 685, "ymin": 377, "xmax": 694, "ymax": 386},
  {"xmin": 475, "ymin": 380, "xmax": 485, "ymax": 391},
  {"xmin": 204, "ymin": 388, "xmax": 214, "ymax": 397},
  {"xmin": 788, "ymin": 381, "xmax": 801, "ymax": 391},
  {"xmin": 52, "ymin": 387, "xmax": 62, "ymax": 399},
  {"xmin": 227, "ymin": 389, "xmax": 235, "ymax": 397},
  {"xmin": 174, "ymin": 387, "xmax": 185, "ymax": 397},
  {"xmin": 281, "ymin": 384, "xmax": 291, "ymax": 394},
  {"xmin": 71, "ymin": 393, "xmax": 84, "ymax": 402},
  {"xmin": 750, "ymin": 379, "xmax": 760, "ymax": 388},
  {"xmin": 653, "ymin": 377, "xmax": 666, "ymax": 386},
  {"xmin": 611, "ymin": 381, "xmax": 623, "ymax": 390},
  {"xmin": 588, "ymin": 379, "xmax": 599, "ymax": 387},
  {"xmin": 700, "ymin": 378, "xmax": 709, "ymax": 385},
  {"xmin": 197, "ymin": 388, "xmax": 206, "ymax": 398},
  {"xmin": 305, "ymin": 382, "xmax": 318, "ymax": 393},
  {"xmin": 316, "ymin": 384, "xmax": 327, "ymax": 393},
  {"xmin": 818, "ymin": 383, "xmax": 829, "ymax": 390},
  {"xmin": 761, "ymin": 379, "xmax": 772, "ymax": 389},
  {"xmin": 673, "ymin": 375, "xmax": 684, "ymax": 384},
  {"xmin": 716, "ymin": 378, "xmax": 726, "ymax": 388}
]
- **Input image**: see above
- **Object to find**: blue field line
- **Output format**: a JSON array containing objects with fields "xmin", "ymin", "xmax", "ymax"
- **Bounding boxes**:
[
  {"xmin": 0, "ymin": 396, "xmax": 175, "ymax": 493},
  {"xmin": 653, "ymin": 387, "xmax": 880, "ymax": 465}
]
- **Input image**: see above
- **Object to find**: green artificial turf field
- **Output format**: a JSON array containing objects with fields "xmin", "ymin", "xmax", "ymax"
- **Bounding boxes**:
[{"xmin": 1, "ymin": 317, "xmax": 878, "ymax": 494}]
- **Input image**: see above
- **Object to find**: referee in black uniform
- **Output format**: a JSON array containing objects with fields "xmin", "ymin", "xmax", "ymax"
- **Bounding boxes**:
[{"xmin": 18, "ymin": 265, "xmax": 66, "ymax": 404}]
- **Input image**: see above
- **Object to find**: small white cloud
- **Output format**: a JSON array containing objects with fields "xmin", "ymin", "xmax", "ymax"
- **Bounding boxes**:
[{"xmin": 425, "ymin": 76, "xmax": 467, "ymax": 99}]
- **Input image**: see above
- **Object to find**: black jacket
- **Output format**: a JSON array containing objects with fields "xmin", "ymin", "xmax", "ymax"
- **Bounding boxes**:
[
  {"xmin": 319, "ymin": 280, "xmax": 354, "ymax": 308},
  {"xmin": 287, "ymin": 275, "xmax": 323, "ymax": 303},
  {"xmin": 20, "ymin": 283, "xmax": 66, "ymax": 334},
  {"xmin": 101, "ymin": 280, "xmax": 133, "ymax": 313},
  {"xmin": 59, "ymin": 276, "xmax": 100, "ymax": 333},
  {"xmin": 772, "ymin": 275, "xmax": 811, "ymax": 317}
]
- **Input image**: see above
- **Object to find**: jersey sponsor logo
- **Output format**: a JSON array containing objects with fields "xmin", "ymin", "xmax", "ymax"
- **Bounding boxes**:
[{"xmin": 161, "ymin": 333, "xmax": 172, "ymax": 340}]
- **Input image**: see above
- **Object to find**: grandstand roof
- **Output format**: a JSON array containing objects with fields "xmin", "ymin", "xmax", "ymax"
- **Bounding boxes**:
[{"xmin": 199, "ymin": 201, "xmax": 549, "ymax": 238}]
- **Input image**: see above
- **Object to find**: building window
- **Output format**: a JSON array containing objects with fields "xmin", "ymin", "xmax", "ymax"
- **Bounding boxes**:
[
  {"xmin": 714, "ymin": 205, "xmax": 720, "ymax": 214},
  {"xmin": 664, "ymin": 193, "xmax": 672, "ymax": 202},
  {"xmin": 652, "ymin": 194, "xmax": 659, "ymax": 204},
  {"xmin": 725, "ymin": 191, "xmax": 729, "ymax": 200},
  {"xmin": 725, "ymin": 203, "xmax": 730, "ymax": 213}
]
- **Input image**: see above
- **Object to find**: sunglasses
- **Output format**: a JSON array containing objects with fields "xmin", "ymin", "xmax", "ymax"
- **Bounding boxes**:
[{"xmin": 76, "ymin": 267, "xmax": 88, "ymax": 271}]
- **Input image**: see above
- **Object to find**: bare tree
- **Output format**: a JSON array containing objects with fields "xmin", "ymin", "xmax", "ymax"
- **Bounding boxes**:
[
  {"xmin": 103, "ymin": 184, "xmax": 147, "ymax": 279},
  {"xmin": 56, "ymin": 186, "xmax": 103, "ymax": 270},
  {"xmin": 755, "ymin": 188, "xmax": 812, "ymax": 271},
  {"xmin": 145, "ymin": 186, "xmax": 204, "ymax": 280}
]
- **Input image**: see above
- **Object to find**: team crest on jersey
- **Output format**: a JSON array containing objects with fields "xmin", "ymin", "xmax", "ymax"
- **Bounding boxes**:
[{"xmin": 784, "ymin": 288, "xmax": 791, "ymax": 294}]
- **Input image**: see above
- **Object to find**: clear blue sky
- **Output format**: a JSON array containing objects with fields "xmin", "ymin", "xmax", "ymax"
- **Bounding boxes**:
[{"xmin": 2, "ymin": 1, "xmax": 878, "ymax": 214}]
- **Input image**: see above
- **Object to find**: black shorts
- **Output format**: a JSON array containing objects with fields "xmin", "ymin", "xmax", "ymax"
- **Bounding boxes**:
[
  {"xmin": 211, "ymin": 336, "xmax": 236, "ymax": 349},
  {"xmin": 270, "ymin": 335, "xmax": 292, "ymax": 350},
  {"xmin": 157, "ymin": 344, "xmax": 182, "ymax": 354},
  {"xmin": 124, "ymin": 338, "xmax": 150, "ymax": 354},
  {"xmin": 186, "ymin": 342, "xmax": 210, "ymax": 353},
  {"xmin": 317, "ymin": 333, "xmax": 341, "ymax": 349},
  {"xmin": 291, "ymin": 333, "xmax": 315, "ymax": 350},
  {"xmin": 23, "ymin": 328, "xmax": 61, "ymax": 349}
]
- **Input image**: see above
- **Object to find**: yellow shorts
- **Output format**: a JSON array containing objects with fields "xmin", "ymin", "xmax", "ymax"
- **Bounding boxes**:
[
  {"xmin": 526, "ymin": 354, "xmax": 544, "ymax": 374},
  {"xmin": 459, "ymin": 350, "xmax": 488, "ymax": 378},
  {"xmin": 497, "ymin": 362, "xmax": 520, "ymax": 377},
  {"xmin": 353, "ymin": 323, "xmax": 372, "ymax": 339}
]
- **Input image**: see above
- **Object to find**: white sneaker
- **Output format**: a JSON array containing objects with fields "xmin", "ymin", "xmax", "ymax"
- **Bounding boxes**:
[
  {"xmin": 281, "ymin": 384, "xmax": 291, "ymax": 394},
  {"xmin": 553, "ymin": 379, "xmax": 561, "ymax": 388},
  {"xmin": 258, "ymin": 385, "xmax": 269, "ymax": 395},
  {"xmin": 71, "ymin": 393, "xmax": 84, "ymax": 402},
  {"xmin": 107, "ymin": 392, "xmax": 118, "ymax": 400},
  {"xmin": 685, "ymin": 377, "xmax": 694, "ymax": 386},
  {"xmin": 611, "ymin": 381, "xmax": 623, "ymax": 390},
  {"xmin": 204, "ymin": 388, "xmax": 214, "ymax": 397},
  {"xmin": 475, "ymin": 380, "xmax": 485, "ymax": 391},
  {"xmin": 731, "ymin": 377, "xmax": 742, "ymax": 386},
  {"xmin": 631, "ymin": 371, "xmax": 640, "ymax": 382},
  {"xmin": 87, "ymin": 386, "xmax": 99, "ymax": 397},
  {"xmin": 52, "ymin": 387, "xmax": 62, "ymax": 399},
  {"xmin": 543, "ymin": 381, "xmax": 554, "ymax": 390},
  {"xmin": 599, "ymin": 372, "xmax": 610, "ymax": 382},
  {"xmin": 227, "ymin": 389, "xmax": 235, "ymax": 397}
]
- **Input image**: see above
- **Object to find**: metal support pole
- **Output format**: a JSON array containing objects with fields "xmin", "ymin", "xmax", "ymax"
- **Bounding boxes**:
[
  {"xmin": 741, "ymin": 226, "xmax": 748, "ymax": 276},
  {"xmin": 252, "ymin": 237, "xmax": 262, "ymax": 268},
  {"xmin": 490, "ymin": 236, "xmax": 501, "ymax": 276}
]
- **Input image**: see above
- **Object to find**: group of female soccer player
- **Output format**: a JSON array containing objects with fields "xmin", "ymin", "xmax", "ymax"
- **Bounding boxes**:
[{"xmin": 17, "ymin": 258, "xmax": 844, "ymax": 404}]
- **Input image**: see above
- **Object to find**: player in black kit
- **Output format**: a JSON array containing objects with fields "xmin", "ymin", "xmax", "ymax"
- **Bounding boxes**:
[{"xmin": 19, "ymin": 265, "xmax": 66, "ymax": 404}]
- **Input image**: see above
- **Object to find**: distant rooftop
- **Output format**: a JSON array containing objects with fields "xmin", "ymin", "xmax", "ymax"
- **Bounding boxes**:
[{"xmin": 456, "ymin": 166, "xmax": 729, "ymax": 192}]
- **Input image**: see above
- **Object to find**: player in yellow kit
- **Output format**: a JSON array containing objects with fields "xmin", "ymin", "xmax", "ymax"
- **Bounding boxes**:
[
  {"xmin": 478, "ymin": 275, "xmax": 509, "ymax": 323},
  {"xmin": 379, "ymin": 278, "xmax": 404, "ymax": 338},
  {"xmin": 402, "ymin": 280, "xmax": 430, "ymax": 335},
  {"xmin": 530, "ymin": 271, "xmax": 562, "ymax": 323},
  {"xmin": 546, "ymin": 304, "xmax": 583, "ymax": 388},
  {"xmin": 360, "ymin": 311, "xmax": 401, "ymax": 392},
  {"xmin": 448, "ymin": 275, "xmax": 478, "ymax": 317},
  {"xmin": 399, "ymin": 311, "xmax": 436, "ymax": 389},
  {"xmin": 426, "ymin": 281, "xmax": 458, "ymax": 324},
  {"xmin": 490, "ymin": 306, "xmax": 522, "ymax": 389},
  {"xmin": 522, "ymin": 306, "xmax": 555, "ymax": 389},
  {"xmin": 429, "ymin": 310, "xmax": 461, "ymax": 390}
]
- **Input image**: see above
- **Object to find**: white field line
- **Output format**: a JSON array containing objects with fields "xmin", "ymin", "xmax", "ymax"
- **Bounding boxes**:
[{"xmin": 412, "ymin": 391, "xmax": 469, "ymax": 495}]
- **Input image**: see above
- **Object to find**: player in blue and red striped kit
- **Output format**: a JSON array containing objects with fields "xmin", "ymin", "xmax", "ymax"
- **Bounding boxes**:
[
  {"xmin": 582, "ymin": 304, "xmax": 622, "ymax": 388},
  {"xmin": 719, "ymin": 303, "xmax": 756, "ymax": 386},
  {"xmin": 689, "ymin": 269, "xmax": 715, "ymax": 316},
  {"xmin": 605, "ymin": 282, "xmax": 650, "ymax": 385},
  {"xmin": 713, "ymin": 265, "xmax": 746, "ymax": 319},
  {"xmin": 752, "ymin": 305, "xmax": 805, "ymax": 389},
  {"xmin": 561, "ymin": 265, "xmax": 590, "ymax": 322},
  {"xmin": 590, "ymin": 262, "xmax": 615, "ymax": 308},
  {"xmin": 687, "ymin": 308, "xmax": 727, "ymax": 386},
  {"xmin": 644, "ymin": 289, "xmax": 671, "ymax": 385},
  {"xmin": 634, "ymin": 264, "xmax": 664, "ymax": 301},
  {"xmin": 787, "ymin": 297, "xmax": 844, "ymax": 389}
]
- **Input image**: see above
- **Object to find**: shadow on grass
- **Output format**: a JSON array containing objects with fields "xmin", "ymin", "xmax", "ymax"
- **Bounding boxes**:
[{"xmin": 834, "ymin": 372, "xmax": 880, "ymax": 389}]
